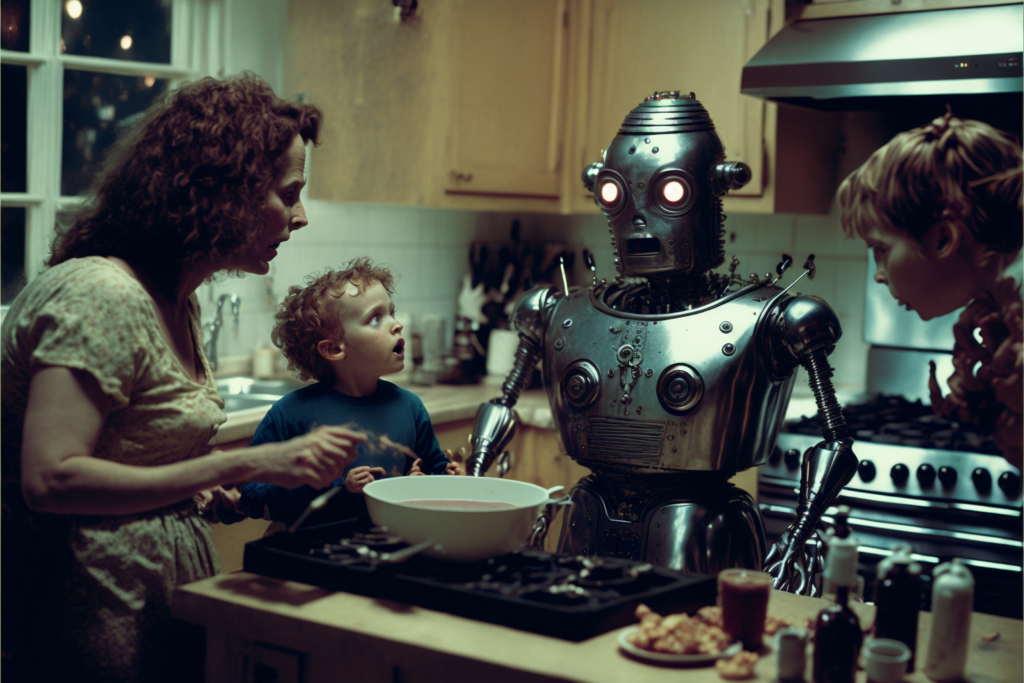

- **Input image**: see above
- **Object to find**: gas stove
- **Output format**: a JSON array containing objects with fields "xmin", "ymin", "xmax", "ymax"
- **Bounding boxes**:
[
  {"xmin": 762, "ymin": 394, "xmax": 1023, "ymax": 618},
  {"xmin": 242, "ymin": 517, "xmax": 717, "ymax": 640}
]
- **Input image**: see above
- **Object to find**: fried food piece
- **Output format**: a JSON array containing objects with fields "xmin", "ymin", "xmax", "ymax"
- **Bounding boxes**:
[
  {"xmin": 715, "ymin": 650, "xmax": 759, "ymax": 680},
  {"xmin": 763, "ymin": 614, "xmax": 792, "ymax": 635},
  {"xmin": 980, "ymin": 631, "xmax": 1001, "ymax": 642},
  {"xmin": 696, "ymin": 605, "xmax": 724, "ymax": 628},
  {"xmin": 628, "ymin": 604, "xmax": 733, "ymax": 655}
]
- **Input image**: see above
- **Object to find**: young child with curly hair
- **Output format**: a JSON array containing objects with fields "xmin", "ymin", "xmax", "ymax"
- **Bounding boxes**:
[
  {"xmin": 837, "ymin": 112, "xmax": 1022, "ymax": 469},
  {"xmin": 235, "ymin": 258, "xmax": 457, "ymax": 527}
]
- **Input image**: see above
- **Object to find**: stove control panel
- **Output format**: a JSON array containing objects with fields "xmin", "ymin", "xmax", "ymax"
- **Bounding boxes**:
[{"xmin": 769, "ymin": 433, "xmax": 1023, "ymax": 508}]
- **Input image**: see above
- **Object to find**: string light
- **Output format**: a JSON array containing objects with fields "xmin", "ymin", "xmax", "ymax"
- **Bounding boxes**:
[
  {"xmin": 120, "ymin": 35, "xmax": 132, "ymax": 50},
  {"xmin": 65, "ymin": 1, "xmax": 83, "ymax": 20}
]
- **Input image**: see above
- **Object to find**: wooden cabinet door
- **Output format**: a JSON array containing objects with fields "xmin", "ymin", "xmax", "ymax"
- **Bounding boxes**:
[
  {"xmin": 572, "ymin": 0, "xmax": 771, "ymax": 212},
  {"xmin": 442, "ymin": 0, "xmax": 570, "ymax": 201}
]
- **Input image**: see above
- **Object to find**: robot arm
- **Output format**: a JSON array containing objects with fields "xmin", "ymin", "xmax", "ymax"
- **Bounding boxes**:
[
  {"xmin": 763, "ymin": 295, "xmax": 859, "ymax": 596},
  {"xmin": 466, "ymin": 287, "xmax": 557, "ymax": 477}
]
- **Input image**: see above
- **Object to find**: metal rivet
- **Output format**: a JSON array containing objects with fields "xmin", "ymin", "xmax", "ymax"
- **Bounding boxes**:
[
  {"xmin": 607, "ymin": 369, "xmax": 615, "ymax": 377},
  {"xmin": 661, "ymin": 508, "xmax": 667, "ymax": 514},
  {"xmin": 667, "ymin": 239, "xmax": 675, "ymax": 246},
  {"xmin": 629, "ymin": 146, "xmax": 636, "ymax": 154},
  {"xmin": 638, "ymin": 181, "xmax": 646, "ymax": 189},
  {"xmin": 609, "ymin": 325, "xmax": 621, "ymax": 333},
  {"xmin": 655, "ymin": 522, "xmax": 660, "ymax": 528},
  {"xmin": 720, "ymin": 321, "xmax": 733, "ymax": 333},
  {"xmin": 672, "ymin": 447, "xmax": 677, "ymax": 452},
  {"xmin": 652, "ymin": 147, "xmax": 659, "ymax": 154},
  {"xmin": 554, "ymin": 339, "xmax": 565, "ymax": 350},
  {"xmin": 644, "ymin": 137, "xmax": 651, "ymax": 144},
  {"xmin": 722, "ymin": 343, "xmax": 736, "ymax": 356},
  {"xmin": 646, "ymin": 369, "xmax": 653, "ymax": 378},
  {"xmin": 667, "ymin": 434, "xmax": 674, "ymax": 441},
  {"xmin": 563, "ymin": 319, "xmax": 573, "ymax": 328}
]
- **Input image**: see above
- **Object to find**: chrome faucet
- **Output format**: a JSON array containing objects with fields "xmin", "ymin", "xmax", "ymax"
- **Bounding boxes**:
[{"xmin": 203, "ymin": 294, "xmax": 241, "ymax": 372}]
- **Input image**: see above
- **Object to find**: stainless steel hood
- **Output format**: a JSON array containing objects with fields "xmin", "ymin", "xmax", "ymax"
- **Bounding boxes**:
[{"xmin": 741, "ymin": 4, "xmax": 1023, "ymax": 105}]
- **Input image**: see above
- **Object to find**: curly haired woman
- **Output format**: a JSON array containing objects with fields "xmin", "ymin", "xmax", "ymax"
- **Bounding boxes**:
[
  {"xmin": 838, "ymin": 113, "xmax": 1022, "ymax": 470},
  {"xmin": 1, "ymin": 74, "xmax": 365, "ymax": 683}
]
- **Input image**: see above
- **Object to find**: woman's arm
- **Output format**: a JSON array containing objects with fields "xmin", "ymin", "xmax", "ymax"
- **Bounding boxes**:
[{"xmin": 20, "ymin": 366, "xmax": 363, "ymax": 516}]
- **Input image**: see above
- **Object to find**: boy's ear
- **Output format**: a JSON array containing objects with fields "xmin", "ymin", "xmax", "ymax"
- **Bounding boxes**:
[
  {"xmin": 932, "ymin": 220, "xmax": 963, "ymax": 259},
  {"xmin": 317, "ymin": 339, "xmax": 345, "ymax": 362}
]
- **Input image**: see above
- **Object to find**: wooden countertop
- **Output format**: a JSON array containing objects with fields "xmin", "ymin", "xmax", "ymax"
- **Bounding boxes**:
[
  {"xmin": 210, "ymin": 375, "xmax": 553, "ymax": 445},
  {"xmin": 173, "ymin": 571, "xmax": 1023, "ymax": 683}
]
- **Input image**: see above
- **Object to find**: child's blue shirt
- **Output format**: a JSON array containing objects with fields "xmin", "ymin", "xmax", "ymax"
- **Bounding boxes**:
[{"xmin": 236, "ymin": 379, "xmax": 449, "ymax": 526}]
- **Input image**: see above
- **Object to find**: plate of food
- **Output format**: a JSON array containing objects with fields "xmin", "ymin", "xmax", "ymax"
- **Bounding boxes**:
[
  {"xmin": 616, "ymin": 604, "xmax": 742, "ymax": 665},
  {"xmin": 618, "ymin": 627, "xmax": 743, "ymax": 664}
]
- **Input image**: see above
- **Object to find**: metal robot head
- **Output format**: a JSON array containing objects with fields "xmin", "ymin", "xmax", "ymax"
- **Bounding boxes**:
[{"xmin": 583, "ymin": 92, "xmax": 750, "ymax": 279}]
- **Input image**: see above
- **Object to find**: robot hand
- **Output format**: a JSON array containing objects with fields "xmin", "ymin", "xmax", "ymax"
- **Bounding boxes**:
[{"xmin": 764, "ymin": 525, "xmax": 824, "ymax": 597}]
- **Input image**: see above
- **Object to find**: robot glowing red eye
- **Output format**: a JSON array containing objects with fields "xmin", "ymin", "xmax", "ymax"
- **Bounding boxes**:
[
  {"xmin": 600, "ymin": 181, "xmax": 619, "ymax": 203},
  {"xmin": 662, "ymin": 180, "xmax": 685, "ymax": 203}
]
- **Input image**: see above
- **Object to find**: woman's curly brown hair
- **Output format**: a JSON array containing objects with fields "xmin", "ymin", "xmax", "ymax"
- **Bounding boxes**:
[
  {"xmin": 48, "ymin": 73, "xmax": 323, "ymax": 300},
  {"xmin": 838, "ymin": 114, "xmax": 1022, "ymax": 254},
  {"xmin": 273, "ymin": 258, "xmax": 396, "ymax": 382}
]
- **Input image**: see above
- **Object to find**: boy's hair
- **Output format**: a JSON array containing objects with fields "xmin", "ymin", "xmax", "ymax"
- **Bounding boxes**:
[
  {"xmin": 272, "ymin": 258, "xmax": 396, "ymax": 382},
  {"xmin": 838, "ymin": 113, "xmax": 1022, "ymax": 254}
]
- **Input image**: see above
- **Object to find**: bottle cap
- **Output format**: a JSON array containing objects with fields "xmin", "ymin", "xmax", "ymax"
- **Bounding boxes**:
[{"xmin": 877, "ymin": 544, "xmax": 922, "ymax": 580}]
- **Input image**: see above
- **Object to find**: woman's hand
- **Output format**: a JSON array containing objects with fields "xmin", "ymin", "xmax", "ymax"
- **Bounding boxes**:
[
  {"xmin": 253, "ymin": 425, "xmax": 366, "ymax": 489},
  {"xmin": 344, "ymin": 466, "xmax": 387, "ymax": 493},
  {"xmin": 408, "ymin": 458, "xmax": 425, "ymax": 476},
  {"xmin": 446, "ymin": 461, "xmax": 466, "ymax": 476},
  {"xmin": 195, "ymin": 485, "xmax": 241, "ymax": 514}
]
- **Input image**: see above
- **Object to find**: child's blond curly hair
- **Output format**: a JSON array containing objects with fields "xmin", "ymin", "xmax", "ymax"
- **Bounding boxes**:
[
  {"xmin": 838, "ymin": 113, "xmax": 1022, "ymax": 254},
  {"xmin": 272, "ymin": 258, "xmax": 396, "ymax": 382}
]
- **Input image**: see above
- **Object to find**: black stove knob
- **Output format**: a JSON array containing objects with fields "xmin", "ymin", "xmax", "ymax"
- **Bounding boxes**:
[
  {"xmin": 890, "ymin": 464, "xmax": 910, "ymax": 486},
  {"xmin": 784, "ymin": 448, "xmax": 801, "ymax": 470},
  {"xmin": 858, "ymin": 460, "xmax": 876, "ymax": 482},
  {"xmin": 938, "ymin": 466, "xmax": 957, "ymax": 488},
  {"xmin": 917, "ymin": 464, "xmax": 936, "ymax": 487},
  {"xmin": 972, "ymin": 468, "xmax": 992, "ymax": 493},
  {"xmin": 998, "ymin": 471, "xmax": 1021, "ymax": 497},
  {"xmin": 769, "ymin": 446, "xmax": 782, "ymax": 466}
]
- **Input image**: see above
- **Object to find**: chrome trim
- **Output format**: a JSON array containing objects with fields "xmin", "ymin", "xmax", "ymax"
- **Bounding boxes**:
[{"xmin": 760, "ymin": 503, "xmax": 1023, "ymax": 549}]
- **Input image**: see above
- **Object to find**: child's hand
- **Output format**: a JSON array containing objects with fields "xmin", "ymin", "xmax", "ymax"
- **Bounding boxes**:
[
  {"xmin": 408, "ymin": 458, "xmax": 425, "ymax": 476},
  {"xmin": 345, "ymin": 466, "xmax": 387, "ymax": 493},
  {"xmin": 446, "ymin": 461, "xmax": 466, "ymax": 476}
]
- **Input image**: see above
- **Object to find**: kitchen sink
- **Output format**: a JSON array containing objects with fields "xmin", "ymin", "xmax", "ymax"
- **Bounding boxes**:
[{"xmin": 215, "ymin": 376, "xmax": 308, "ymax": 413}]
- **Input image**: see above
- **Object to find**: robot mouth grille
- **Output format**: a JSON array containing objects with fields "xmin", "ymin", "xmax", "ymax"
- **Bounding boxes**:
[
  {"xmin": 626, "ymin": 238, "xmax": 661, "ymax": 255},
  {"xmin": 587, "ymin": 416, "xmax": 665, "ymax": 464}
]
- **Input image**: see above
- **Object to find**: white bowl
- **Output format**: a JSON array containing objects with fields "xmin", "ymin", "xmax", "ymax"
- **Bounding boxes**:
[{"xmin": 363, "ymin": 477, "xmax": 560, "ymax": 561}]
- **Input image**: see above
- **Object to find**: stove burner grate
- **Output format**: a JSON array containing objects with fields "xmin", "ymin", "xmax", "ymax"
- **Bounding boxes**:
[{"xmin": 243, "ymin": 518, "xmax": 717, "ymax": 640}]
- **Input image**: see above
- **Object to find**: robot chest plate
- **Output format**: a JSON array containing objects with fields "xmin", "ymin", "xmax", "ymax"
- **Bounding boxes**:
[{"xmin": 541, "ymin": 287, "xmax": 792, "ymax": 471}]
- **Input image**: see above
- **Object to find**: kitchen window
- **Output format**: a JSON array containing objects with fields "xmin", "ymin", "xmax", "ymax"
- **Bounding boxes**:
[{"xmin": 0, "ymin": 0, "xmax": 223, "ymax": 313}]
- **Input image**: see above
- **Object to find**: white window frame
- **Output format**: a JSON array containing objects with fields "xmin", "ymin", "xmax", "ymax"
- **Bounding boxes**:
[{"xmin": 0, "ymin": 0, "xmax": 225, "ymax": 305}]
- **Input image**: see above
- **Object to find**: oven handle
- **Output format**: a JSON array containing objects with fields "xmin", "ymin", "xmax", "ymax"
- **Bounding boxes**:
[
  {"xmin": 759, "ymin": 503, "xmax": 1023, "ymax": 550},
  {"xmin": 760, "ymin": 476, "xmax": 1023, "ymax": 518}
]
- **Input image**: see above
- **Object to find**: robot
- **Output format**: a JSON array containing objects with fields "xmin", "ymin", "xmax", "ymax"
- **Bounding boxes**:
[{"xmin": 467, "ymin": 92, "xmax": 858, "ymax": 596}]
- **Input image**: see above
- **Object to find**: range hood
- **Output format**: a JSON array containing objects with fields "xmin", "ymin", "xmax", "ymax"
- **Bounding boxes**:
[{"xmin": 741, "ymin": 4, "xmax": 1023, "ymax": 106}]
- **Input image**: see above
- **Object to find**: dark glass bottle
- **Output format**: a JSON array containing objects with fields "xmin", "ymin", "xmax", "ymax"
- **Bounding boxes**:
[
  {"xmin": 874, "ymin": 547, "xmax": 921, "ymax": 671},
  {"xmin": 813, "ymin": 583, "xmax": 863, "ymax": 683}
]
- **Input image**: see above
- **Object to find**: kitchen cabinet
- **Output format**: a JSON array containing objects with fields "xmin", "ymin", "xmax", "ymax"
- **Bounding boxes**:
[{"xmin": 287, "ymin": 0, "xmax": 842, "ymax": 215}]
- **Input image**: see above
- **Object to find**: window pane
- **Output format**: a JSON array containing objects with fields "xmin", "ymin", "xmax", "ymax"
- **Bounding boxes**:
[
  {"xmin": 0, "ymin": 0, "xmax": 30, "ymax": 52},
  {"xmin": 62, "ymin": 0, "xmax": 171, "ymax": 64},
  {"xmin": 1, "ymin": 64, "xmax": 28, "ymax": 193},
  {"xmin": 61, "ymin": 70, "xmax": 168, "ymax": 196},
  {"xmin": 1, "ymin": 207, "xmax": 27, "ymax": 305}
]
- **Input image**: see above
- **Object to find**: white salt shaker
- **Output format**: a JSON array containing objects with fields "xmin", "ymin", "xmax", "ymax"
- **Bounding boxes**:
[{"xmin": 923, "ymin": 558, "xmax": 974, "ymax": 681}]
